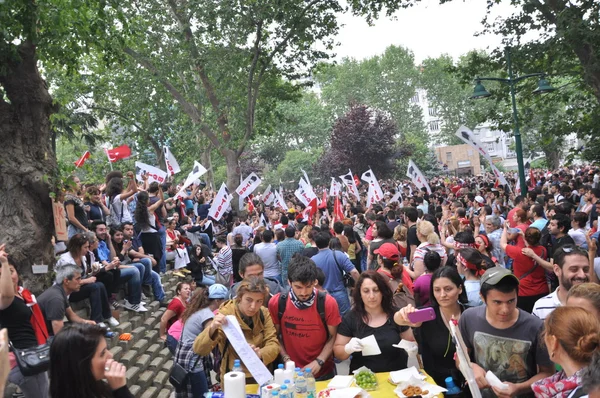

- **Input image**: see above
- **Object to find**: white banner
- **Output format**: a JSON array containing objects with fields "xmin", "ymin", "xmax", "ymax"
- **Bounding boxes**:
[
  {"xmin": 329, "ymin": 177, "xmax": 341, "ymax": 197},
  {"xmin": 339, "ymin": 169, "xmax": 360, "ymax": 201},
  {"xmin": 208, "ymin": 183, "xmax": 233, "ymax": 221},
  {"xmin": 176, "ymin": 161, "xmax": 208, "ymax": 198},
  {"xmin": 294, "ymin": 183, "xmax": 316, "ymax": 207},
  {"xmin": 262, "ymin": 185, "xmax": 275, "ymax": 206},
  {"xmin": 406, "ymin": 159, "xmax": 432, "ymax": 194},
  {"xmin": 135, "ymin": 161, "xmax": 168, "ymax": 184},
  {"xmin": 361, "ymin": 169, "xmax": 384, "ymax": 206},
  {"xmin": 389, "ymin": 191, "xmax": 402, "ymax": 204},
  {"xmin": 301, "ymin": 169, "xmax": 312, "ymax": 189},
  {"xmin": 455, "ymin": 126, "xmax": 509, "ymax": 188},
  {"xmin": 236, "ymin": 172, "xmax": 262, "ymax": 209},
  {"xmin": 163, "ymin": 146, "xmax": 181, "ymax": 175},
  {"xmin": 274, "ymin": 191, "xmax": 289, "ymax": 211}
]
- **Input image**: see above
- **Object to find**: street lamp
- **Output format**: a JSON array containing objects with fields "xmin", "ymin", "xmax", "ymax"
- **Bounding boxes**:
[{"xmin": 470, "ymin": 47, "xmax": 556, "ymax": 195}]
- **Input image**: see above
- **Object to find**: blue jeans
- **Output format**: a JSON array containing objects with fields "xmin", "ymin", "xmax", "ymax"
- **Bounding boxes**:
[
  {"xmin": 360, "ymin": 248, "xmax": 367, "ymax": 272},
  {"xmin": 189, "ymin": 370, "xmax": 209, "ymax": 397},
  {"xmin": 119, "ymin": 266, "xmax": 142, "ymax": 304},
  {"xmin": 67, "ymin": 224, "xmax": 85, "ymax": 240},
  {"xmin": 8, "ymin": 367, "xmax": 49, "ymax": 398},
  {"xmin": 158, "ymin": 226, "xmax": 167, "ymax": 273},
  {"xmin": 166, "ymin": 334, "xmax": 178, "ymax": 355},
  {"xmin": 330, "ymin": 288, "xmax": 351, "ymax": 315}
]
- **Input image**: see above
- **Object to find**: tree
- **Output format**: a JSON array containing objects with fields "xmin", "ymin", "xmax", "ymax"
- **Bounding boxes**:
[
  {"xmin": 315, "ymin": 45, "xmax": 426, "ymax": 142},
  {"xmin": 267, "ymin": 150, "xmax": 322, "ymax": 186},
  {"xmin": 317, "ymin": 104, "xmax": 399, "ymax": 179}
]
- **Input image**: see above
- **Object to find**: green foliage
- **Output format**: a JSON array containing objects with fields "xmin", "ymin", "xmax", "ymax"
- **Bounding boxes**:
[
  {"xmin": 267, "ymin": 149, "xmax": 322, "ymax": 186},
  {"xmin": 315, "ymin": 45, "xmax": 426, "ymax": 140}
]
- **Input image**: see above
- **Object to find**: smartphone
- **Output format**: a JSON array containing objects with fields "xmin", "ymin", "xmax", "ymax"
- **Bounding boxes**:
[
  {"xmin": 407, "ymin": 307, "xmax": 436, "ymax": 324},
  {"xmin": 508, "ymin": 227, "xmax": 521, "ymax": 234}
]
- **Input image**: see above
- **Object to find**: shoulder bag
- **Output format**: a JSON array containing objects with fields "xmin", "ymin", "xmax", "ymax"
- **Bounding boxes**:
[{"xmin": 332, "ymin": 250, "xmax": 355, "ymax": 288}]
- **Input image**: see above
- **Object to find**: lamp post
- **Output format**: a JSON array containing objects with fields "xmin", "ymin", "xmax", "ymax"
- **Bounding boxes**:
[{"xmin": 471, "ymin": 47, "xmax": 556, "ymax": 195}]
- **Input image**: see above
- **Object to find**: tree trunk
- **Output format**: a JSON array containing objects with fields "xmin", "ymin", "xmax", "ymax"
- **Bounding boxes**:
[
  {"xmin": 224, "ymin": 149, "xmax": 241, "ymax": 214},
  {"xmin": 544, "ymin": 148, "xmax": 561, "ymax": 171},
  {"xmin": 0, "ymin": 42, "xmax": 57, "ymax": 294},
  {"xmin": 201, "ymin": 144, "xmax": 215, "ymax": 190}
]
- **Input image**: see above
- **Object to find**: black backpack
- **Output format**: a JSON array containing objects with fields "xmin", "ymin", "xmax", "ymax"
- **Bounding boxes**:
[{"xmin": 277, "ymin": 290, "xmax": 329, "ymax": 335}]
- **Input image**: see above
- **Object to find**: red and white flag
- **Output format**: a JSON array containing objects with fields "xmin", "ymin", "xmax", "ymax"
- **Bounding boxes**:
[
  {"xmin": 74, "ymin": 151, "xmax": 90, "ymax": 168},
  {"xmin": 318, "ymin": 189, "xmax": 328, "ymax": 209},
  {"xmin": 329, "ymin": 178, "xmax": 341, "ymax": 197},
  {"xmin": 333, "ymin": 196, "xmax": 344, "ymax": 222},
  {"xmin": 208, "ymin": 183, "xmax": 233, "ymax": 221},
  {"xmin": 105, "ymin": 144, "xmax": 131, "ymax": 162},
  {"xmin": 339, "ymin": 169, "xmax": 360, "ymax": 201},
  {"xmin": 163, "ymin": 146, "xmax": 181, "ymax": 175},
  {"xmin": 406, "ymin": 159, "xmax": 432, "ymax": 194},
  {"xmin": 302, "ymin": 197, "xmax": 318, "ymax": 225},
  {"xmin": 361, "ymin": 168, "xmax": 384, "ymax": 206},
  {"xmin": 262, "ymin": 185, "xmax": 275, "ymax": 206},
  {"xmin": 236, "ymin": 172, "xmax": 262, "ymax": 210}
]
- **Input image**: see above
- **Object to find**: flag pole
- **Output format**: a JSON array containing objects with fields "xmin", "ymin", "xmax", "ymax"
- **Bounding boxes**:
[{"xmin": 104, "ymin": 147, "xmax": 113, "ymax": 171}]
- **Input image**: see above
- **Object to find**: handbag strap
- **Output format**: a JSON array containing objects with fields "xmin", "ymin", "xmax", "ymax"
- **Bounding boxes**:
[
  {"xmin": 519, "ymin": 247, "xmax": 546, "ymax": 281},
  {"xmin": 331, "ymin": 250, "xmax": 345, "ymax": 278}
]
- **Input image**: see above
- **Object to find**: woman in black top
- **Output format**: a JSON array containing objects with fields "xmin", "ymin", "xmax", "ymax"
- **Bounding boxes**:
[
  {"xmin": 396, "ymin": 267, "xmax": 468, "ymax": 387},
  {"xmin": 334, "ymin": 271, "xmax": 414, "ymax": 373},
  {"xmin": 50, "ymin": 323, "xmax": 133, "ymax": 398},
  {"xmin": 0, "ymin": 245, "xmax": 50, "ymax": 398}
]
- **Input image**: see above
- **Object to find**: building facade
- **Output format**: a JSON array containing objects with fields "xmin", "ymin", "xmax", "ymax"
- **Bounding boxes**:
[{"xmin": 434, "ymin": 144, "xmax": 482, "ymax": 175}]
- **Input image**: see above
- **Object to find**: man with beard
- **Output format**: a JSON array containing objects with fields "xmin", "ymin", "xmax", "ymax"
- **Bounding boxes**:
[
  {"xmin": 268, "ymin": 256, "xmax": 341, "ymax": 380},
  {"xmin": 532, "ymin": 245, "xmax": 592, "ymax": 320}
]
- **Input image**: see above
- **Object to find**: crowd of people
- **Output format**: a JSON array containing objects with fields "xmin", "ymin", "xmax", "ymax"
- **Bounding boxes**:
[{"xmin": 1, "ymin": 166, "xmax": 600, "ymax": 398}]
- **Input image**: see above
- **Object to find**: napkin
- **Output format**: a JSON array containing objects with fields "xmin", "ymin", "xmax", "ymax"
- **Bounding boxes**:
[
  {"xmin": 389, "ymin": 367, "xmax": 425, "ymax": 384},
  {"xmin": 360, "ymin": 335, "xmax": 381, "ymax": 356},
  {"xmin": 327, "ymin": 375, "xmax": 354, "ymax": 389}
]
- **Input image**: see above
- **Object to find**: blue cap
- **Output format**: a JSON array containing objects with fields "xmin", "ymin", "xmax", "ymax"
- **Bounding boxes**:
[{"xmin": 209, "ymin": 284, "xmax": 228, "ymax": 299}]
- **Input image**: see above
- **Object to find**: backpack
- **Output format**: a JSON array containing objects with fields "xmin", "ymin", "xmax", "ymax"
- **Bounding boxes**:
[{"xmin": 277, "ymin": 290, "xmax": 328, "ymax": 336}]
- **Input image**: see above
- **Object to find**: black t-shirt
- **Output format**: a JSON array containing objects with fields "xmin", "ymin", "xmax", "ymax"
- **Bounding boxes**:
[
  {"xmin": 406, "ymin": 225, "xmax": 419, "ymax": 260},
  {"xmin": 65, "ymin": 199, "xmax": 89, "ymax": 229},
  {"xmin": 302, "ymin": 247, "xmax": 319, "ymax": 258},
  {"xmin": 0, "ymin": 297, "xmax": 38, "ymax": 349},
  {"xmin": 413, "ymin": 305, "xmax": 466, "ymax": 386},
  {"xmin": 38, "ymin": 284, "xmax": 70, "ymax": 336},
  {"xmin": 549, "ymin": 234, "xmax": 576, "ymax": 259},
  {"xmin": 337, "ymin": 310, "xmax": 409, "ymax": 373}
]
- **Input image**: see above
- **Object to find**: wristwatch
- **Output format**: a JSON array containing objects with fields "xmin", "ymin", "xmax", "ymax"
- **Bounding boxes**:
[{"xmin": 316, "ymin": 358, "xmax": 324, "ymax": 367}]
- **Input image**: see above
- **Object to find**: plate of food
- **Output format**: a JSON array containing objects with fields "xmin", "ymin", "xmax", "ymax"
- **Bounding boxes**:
[{"xmin": 393, "ymin": 376, "xmax": 447, "ymax": 398}]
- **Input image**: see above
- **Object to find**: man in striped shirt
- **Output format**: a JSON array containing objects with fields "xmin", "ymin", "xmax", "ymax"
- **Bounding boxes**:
[{"xmin": 532, "ymin": 245, "xmax": 592, "ymax": 320}]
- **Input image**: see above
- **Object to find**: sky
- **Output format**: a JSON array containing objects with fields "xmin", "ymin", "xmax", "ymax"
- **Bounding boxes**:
[{"xmin": 334, "ymin": 0, "xmax": 522, "ymax": 63}]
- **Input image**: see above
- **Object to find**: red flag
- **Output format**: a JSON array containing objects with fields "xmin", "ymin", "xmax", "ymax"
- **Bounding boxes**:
[
  {"xmin": 318, "ymin": 190, "xmax": 328, "ymax": 209},
  {"xmin": 247, "ymin": 194, "xmax": 255, "ymax": 214},
  {"xmin": 529, "ymin": 169, "xmax": 536, "ymax": 189},
  {"xmin": 305, "ymin": 197, "xmax": 318, "ymax": 225},
  {"xmin": 353, "ymin": 174, "xmax": 360, "ymax": 187},
  {"xmin": 333, "ymin": 196, "xmax": 344, "ymax": 222},
  {"xmin": 494, "ymin": 179, "xmax": 500, "ymax": 189},
  {"xmin": 105, "ymin": 144, "xmax": 132, "ymax": 162},
  {"xmin": 74, "ymin": 150, "xmax": 90, "ymax": 168}
]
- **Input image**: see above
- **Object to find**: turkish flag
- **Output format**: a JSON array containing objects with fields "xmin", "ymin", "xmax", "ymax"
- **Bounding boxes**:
[
  {"xmin": 247, "ymin": 194, "xmax": 255, "ymax": 213},
  {"xmin": 318, "ymin": 190, "xmax": 328, "ymax": 209},
  {"xmin": 529, "ymin": 169, "xmax": 536, "ymax": 189},
  {"xmin": 333, "ymin": 196, "xmax": 344, "ymax": 222},
  {"xmin": 74, "ymin": 151, "xmax": 90, "ymax": 168},
  {"xmin": 353, "ymin": 174, "xmax": 360, "ymax": 187},
  {"xmin": 106, "ymin": 144, "xmax": 132, "ymax": 162},
  {"xmin": 494, "ymin": 179, "xmax": 500, "ymax": 189}
]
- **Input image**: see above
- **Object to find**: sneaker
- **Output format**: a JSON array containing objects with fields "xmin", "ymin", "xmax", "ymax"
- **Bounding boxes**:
[
  {"xmin": 180, "ymin": 268, "xmax": 191, "ymax": 274},
  {"xmin": 107, "ymin": 317, "xmax": 120, "ymax": 327},
  {"xmin": 110, "ymin": 300, "xmax": 120, "ymax": 311},
  {"xmin": 105, "ymin": 331, "xmax": 116, "ymax": 338},
  {"xmin": 123, "ymin": 299, "xmax": 148, "ymax": 312},
  {"xmin": 173, "ymin": 271, "xmax": 186, "ymax": 278}
]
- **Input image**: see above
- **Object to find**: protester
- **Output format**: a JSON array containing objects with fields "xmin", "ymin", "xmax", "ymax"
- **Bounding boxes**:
[
  {"xmin": 367, "ymin": 221, "xmax": 396, "ymax": 270},
  {"xmin": 188, "ymin": 244, "xmax": 215, "ymax": 286},
  {"xmin": 133, "ymin": 190, "xmax": 164, "ymax": 267},
  {"xmin": 458, "ymin": 267, "xmax": 554, "ymax": 397},
  {"xmin": 501, "ymin": 225, "xmax": 550, "ymax": 312},
  {"xmin": 228, "ymin": 253, "xmax": 283, "ymax": 304},
  {"xmin": 532, "ymin": 245, "xmax": 590, "ymax": 320},
  {"xmin": 374, "ymin": 242, "xmax": 414, "ymax": 307},
  {"xmin": 567, "ymin": 282, "xmax": 600, "ymax": 318},
  {"xmin": 408, "ymin": 220, "xmax": 447, "ymax": 279},
  {"xmin": 276, "ymin": 226, "xmax": 305, "ymax": 287},
  {"xmin": 396, "ymin": 267, "xmax": 468, "ymax": 387},
  {"xmin": 214, "ymin": 235, "xmax": 233, "ymax": 286},
  {"xmin": 230, "ymin": 234, "xmax": 249, "ymax": 283},
  {"xmin": 582, "ymin": 352, "xmax": 600, "ymax": 398},
  {"xmin": 173, "ymin": 284, "xmax": 227, "ymax": 398},
  {"xmin": 160, "ymin": 282, "xmax": 192, "ymax": 354},
  {"xmin": 269, "ymin": 256, "xmax": 341, "ymax": 380},
  {"xmin": 312, "ymin": 232, "xmax": 360, "ymax": 315},
  {"xmin": 253, "ymin": 230, "xmax": 281, "ymax": 284},
  {"xmin": 473, "ymin": 234, "xmax": 498, "ymax": 268},
  {"xmin": 532, "ymin": 307, "xmax": 600, "ymax": 398},
  {"xmin": 105, "ymin": 171, "xmax": 137, "ymax": 228},
  {"xmin": 64, "ymin": 184, "xmax": 90, "ymax": 238},
  {"xmin": 456, "ymin": 247, "xmax": 487, "ymax": 307},
  {"xmin": 413, "ymin": 251, "xmax": 442, "ymax": 307},
  {"xmin": 334, "ymin": 271, "xmax": 414, "ymax": 373},
  {"xmin": 84, "ymin": 185, "xmax": 110, "ymax": 223},
  {"xmin": 49, "ymin": 323, "xmax": 133, "ymax": 398},
  {"xmin": 0, "ymin": 245, "xmax": 50, "ymax": 397},
  {"xmin": 193, "ymin": 276, "xmax": 279, "ymax": 384},
  {"xmin": 484, "ymin": 215, "xmax": 506, "ymax": 267}
]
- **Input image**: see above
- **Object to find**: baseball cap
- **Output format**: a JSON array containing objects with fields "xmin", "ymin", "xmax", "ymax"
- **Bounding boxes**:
[
  {"xmin": 208, "ymin": 284, "xmax": 228, "ymax": 299},
  {"xmin": 480, "ymin": 267, "xmax": 519, "ymax": 286},
  {"xmin": 287, "ymin": 209, "xmax": 296, "ymax": 214},
  {"xmin": 474, "ymin": 195, "xmax": 485, "ymax": 204},
  {"xmin": 374, "ymin": 243, "xmax": 400, "ymax": 261}
]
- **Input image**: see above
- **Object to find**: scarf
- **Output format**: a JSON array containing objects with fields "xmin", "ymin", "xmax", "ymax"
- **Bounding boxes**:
[
  {"xmin": 531, "ymin": 369, "xmax": 584, "ymax": 398},
  {"xmin": 289, "ymin": 287, "xmax": 316, "ymax": 310},
  {"xmin": 456, "ymin": 252, "xmax": 485, "ymax": 277},
  {"xmin": 18, "ymin": 286, "xmax": 49, "ymax": 345},
  {"xmin": 65, "ymin": 193, "xmax": 84, "ymax": 208}
]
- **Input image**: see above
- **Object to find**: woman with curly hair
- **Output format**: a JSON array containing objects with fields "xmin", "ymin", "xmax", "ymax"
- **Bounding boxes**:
[{"xmin": 133, "ymin": 190, "xmax": 164, "ymax": 268}]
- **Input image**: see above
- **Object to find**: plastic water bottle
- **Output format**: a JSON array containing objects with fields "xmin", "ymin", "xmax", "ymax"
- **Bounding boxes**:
[
  {"xmin": 304, "ymin": 368, "xmax": 316, "ymax": 398},
  {"xmin": 284, "ymin": 379, "xmax": 294, "ymax": 395},
  {"xmin": 232, "ymin": 359, "xmax": 242, "ymax": 373},
  {"xmin": 295, "ymin": 371, "xmax": 307, "ymax": 398},
  {"xmin": 294, "ymin": 367, "xmax": 301, "ymax": 380},
  {"xmin": 272, "ymin": 391, "xmax": 279, "ymax": 398},
  {"xmin": 445, "ymin": 377, "xmax": 462, "ymax": 396},
  {"xmin": 274, "ymin": 363, "xmax": 285, "ymax": 385},
  {"xmin": 279, "ymin": 385, "xmax": 290, "ymax": 398}
]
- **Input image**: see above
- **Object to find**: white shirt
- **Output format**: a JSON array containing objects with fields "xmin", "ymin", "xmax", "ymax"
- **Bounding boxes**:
[
  {"xmin": 253, "ymin": 242, "xmax": 280, "ymax": 278},
  {"xmin": 232, "ymin": 223, "xmax": 253, "ymax": 245},
  {"xmin": 532, "ymin": 289, "xmax": 561, "ymax": 321},
  {"xmin": 568, "ymin": 228, "xmax": 587, "ymax": 247}
]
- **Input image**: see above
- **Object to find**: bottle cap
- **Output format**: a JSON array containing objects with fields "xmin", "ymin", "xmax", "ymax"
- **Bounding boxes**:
[
  {"xmin": 281, "ymin": 385, "xmax": 287, "ymax": 390},
  {"xmin": 278, "ymin": 364, "xmax": 284, "ymax": 369},
  {"xmin": 284, "ymin": 379, "xmax": 291, "ymax": 384}
]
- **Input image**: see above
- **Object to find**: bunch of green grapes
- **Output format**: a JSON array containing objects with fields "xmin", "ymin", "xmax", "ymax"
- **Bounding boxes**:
[{"xmin": 354, "ymin": 371, "xmax": 377, "ymax": 390}]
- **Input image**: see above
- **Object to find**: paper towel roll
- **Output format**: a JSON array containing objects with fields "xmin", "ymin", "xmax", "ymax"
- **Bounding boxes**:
[{"xmin": 224, "ymin": 371, "xmax": 246, "ymax": 398}]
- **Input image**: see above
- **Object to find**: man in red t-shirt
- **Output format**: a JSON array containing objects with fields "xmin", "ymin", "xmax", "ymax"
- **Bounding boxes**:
[{"xmin": 268, "ymin": 256, "xmax": 341, "ymax": 380}]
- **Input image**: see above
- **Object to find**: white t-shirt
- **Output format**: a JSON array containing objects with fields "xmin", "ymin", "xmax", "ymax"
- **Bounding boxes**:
[{"xmin": 107, "ymin": 194, "xmax": 132, "ymax": 227}]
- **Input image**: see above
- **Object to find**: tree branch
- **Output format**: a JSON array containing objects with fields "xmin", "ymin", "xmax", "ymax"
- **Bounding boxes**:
[
  {"xmin": 166, "ymin": 0, "xmax": 230, "ymax": 141},
  {"xmin": 122, "ymin": 46, "xmax": 222, "ymax": 150}
]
